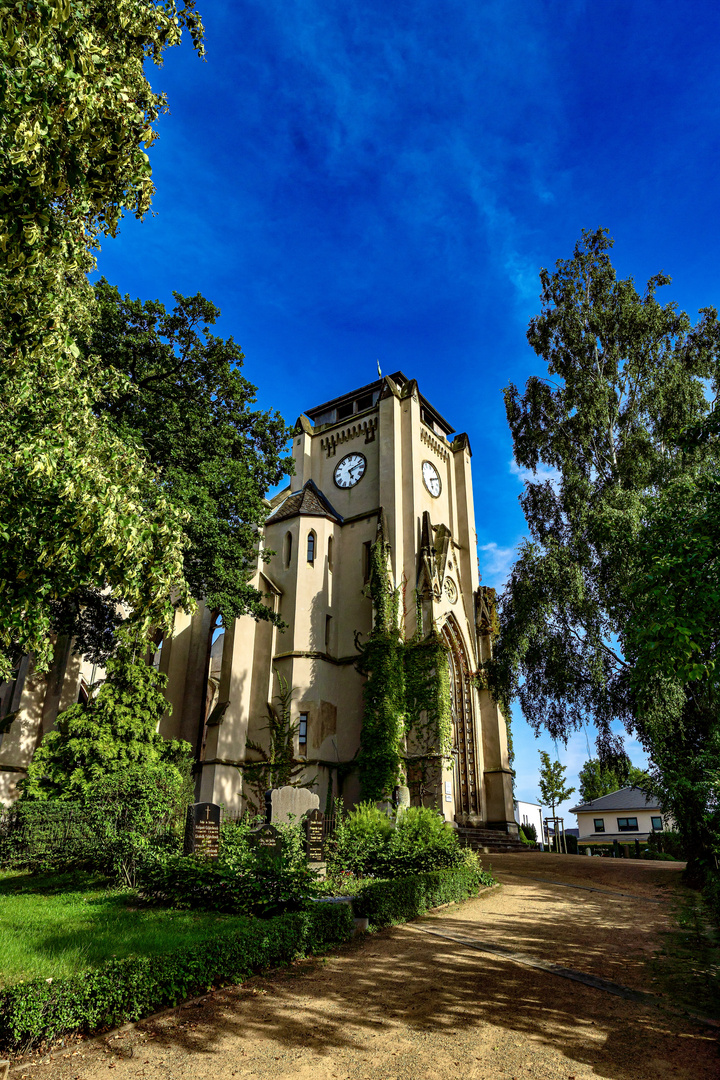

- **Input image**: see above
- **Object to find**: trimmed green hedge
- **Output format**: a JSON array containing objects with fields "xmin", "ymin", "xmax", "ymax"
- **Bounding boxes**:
[
  {"xmin": 0, "ymin": 903, "xmax": 354, "ymax": 1054},
  {"xmin": 353, "ymin": 867, "xmax": 495, "ymax": 927}
]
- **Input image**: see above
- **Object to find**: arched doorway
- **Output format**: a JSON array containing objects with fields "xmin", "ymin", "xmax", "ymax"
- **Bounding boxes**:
[{"xmin": 441, "ymin": 618, "xmax": 480, "ymax": 820}]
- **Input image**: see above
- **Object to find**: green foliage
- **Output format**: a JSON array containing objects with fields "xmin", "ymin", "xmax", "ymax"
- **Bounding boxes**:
[
  {"xmin": 22, "ymin": 645, "xmax": 192, "ymax": 801},
  {"xmin": 352, "ymin": 866, "xmax": 495, "ymax": 928},
  {"xmin": 357, "ymin": 535, "xmax": 452, "ymax": 801},
  {"xmin": 241, "ymin": 672, "xmax": 315, "ymax": 813},
  {"xmin": 492, "ymin": 228, "xmax": 718, "ymax": 757},
  {"xmin": 646, "ymin": 829, "xmax": 686, "ymax": 860},
  {"xmin": 83, "ymin": 281, "xmax": 292, "ymax": 634},
  {"xmin": 326, "ymin": 804, "xmax": 467, "ymax": 878},
  {"xmin": 521, "ymin": 822, "xmax": 537, "ymax": 844},
  {"xmin": 0, "ymin": 1, "xmax": 205, "ymax": 680},
  {"xmin": 537, "ymin": 751, "xmax": 575, "ymax": 815},
  {"xmin": 578, "ymin": 758, "xmax": 649, "ymax": 803},
  {"xmin": 0, "ymin": 904, "xmax": 354, "ymax": 1054}
]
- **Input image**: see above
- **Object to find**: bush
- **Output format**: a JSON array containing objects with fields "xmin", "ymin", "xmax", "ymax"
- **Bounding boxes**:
[
  {"xmin": 522, "ymin": 822, "xmax": 537, "ymax": 843},
  {"xmin": 353, "ymin": 866, "xmax": 495, "ymax": 927},
  {"xmin": 327, "ymin": 804, "xmax": 466, "ymax": 878},
  {"xmin": 646, "ymin": 830, "xmax": 686, "ymax": 860},
  {"xmin": 0, "ymin": 903, "xmax": 355, "ymax": 1054},
  {"xmin": 566, "ymin": 834, "xmax": 578, "ymax": 855}
]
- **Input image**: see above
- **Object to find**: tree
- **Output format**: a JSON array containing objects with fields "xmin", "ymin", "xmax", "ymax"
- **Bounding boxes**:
[
  {"xmin": 22, "ymin": 643, "xmax": 192, "ymax": 801},
  {"xmin": 623, "ymin": 469, "xmax": 720, "ymax": 878},
  {"xmin": 241, "ymin": 673, "xmax": 314, "ymax": 814},
  {"xmin": 0, "ymin": 2, "xmax": 204, "ymax": 679},
  {"xmin": 81, "ymin": 280, "xmax": 292, "ymax": 632},
  {"xmin": 537, "ymin": 751, "xmax": 575, "ymax": 816},
  {"xmin": 491, "ymin": 229, "xmax": 718, "ymax": 752},
  {"xmin": 577, "ymin": 757, "xmax": 648, "ymax": 803}
]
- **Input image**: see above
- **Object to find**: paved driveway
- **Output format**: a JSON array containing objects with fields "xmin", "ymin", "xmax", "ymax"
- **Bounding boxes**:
[{"xmin": 37, "ymin": 854, "xmax": 720, "ymax": 1080}]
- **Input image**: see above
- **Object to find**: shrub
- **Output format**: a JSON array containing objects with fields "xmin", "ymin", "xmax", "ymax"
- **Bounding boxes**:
[
  {"xmin": 0, "ymin": 904, "xmax": 355, "ymax": 1054},
  {"xmin": 353, "ymin": 866, "xmax": 495, "ymax": 927},
  {"xmin": 566, "ymin": 834, "xmax": 578, "ymax": 855},
  {"xmin": 522, "ymin": 822, "xmax": 537, "ymax": 843},
  {"xmin": 646, "ymin": 830, "xmax": 686, "ymax": 860},
  {"xmin": 327, "ymin": 803, "xmax": 466, "ymax": 878}
]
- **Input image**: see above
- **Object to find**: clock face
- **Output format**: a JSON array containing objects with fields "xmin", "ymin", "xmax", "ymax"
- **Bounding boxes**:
[
  {"xmin": 334, "ymin": 452, "xmax": 367, "ymax": 489},
  {"xmin": 422, "ymin": 460, "xmax": 441, "ymax": 498},
  {"xmin": 445, "ymin": 577, "xmax": 458, "ymax": 604}
]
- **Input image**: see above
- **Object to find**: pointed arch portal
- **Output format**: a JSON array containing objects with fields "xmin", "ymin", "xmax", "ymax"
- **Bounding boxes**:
[{"xmin": 441, "ymin": 618, "xmax": 480, "ymax": 819}]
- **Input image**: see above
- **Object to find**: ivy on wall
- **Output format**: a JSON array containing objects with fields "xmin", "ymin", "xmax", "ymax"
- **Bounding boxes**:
[{"xmin": 357, "ymin": 529, "xmax": 453, "ymax": 802}]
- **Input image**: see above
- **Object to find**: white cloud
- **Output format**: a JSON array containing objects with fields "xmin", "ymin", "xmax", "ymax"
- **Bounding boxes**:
[
  {"xmin": 509, "ymin": 458, "xmax": 560, "ymax": 488},
  {"xmin": 478, "ymin": 541, "xmax": 518, "ymax": 590}
]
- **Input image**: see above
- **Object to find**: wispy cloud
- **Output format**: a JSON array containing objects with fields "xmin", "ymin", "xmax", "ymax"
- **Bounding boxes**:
[
  {"xmin": 509, "ymin": 458, "xmax": 560, "ymax": 487},
  {"xmin": 478, "ymin": 541, "xmax": 519, "ymax": 590}
]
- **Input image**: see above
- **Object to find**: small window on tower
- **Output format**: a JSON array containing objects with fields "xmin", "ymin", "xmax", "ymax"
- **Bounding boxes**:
[
  {"xmin": 327, "ymin": 536, "xmax": 334, "ymax": 572},
  {"xmin": 298, "ymin": 713, "xmax": 308, "ymax": 756},
  {"xmin": 337, "ymin": 401, "xmax": 354, "ymax": 420},
  {"xmin": 325, "ymin": 615, "xmax": 332, "ymax": 651},
  {"xmin": 283, "ymin": 532, "xmax": 293, "ymax": 568},
  {"xmin": 356, "ymin": 394, "xmax": 373, "ymax": 412},
  {"xmin": 307, "ymin": 531, "xmax": 316, "ymax": 564}
]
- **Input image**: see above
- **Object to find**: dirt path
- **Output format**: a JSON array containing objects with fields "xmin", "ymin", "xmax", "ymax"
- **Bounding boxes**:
[{"xmin": 21, "ymin": 854, "xmax": 720, "ymax": 1080}]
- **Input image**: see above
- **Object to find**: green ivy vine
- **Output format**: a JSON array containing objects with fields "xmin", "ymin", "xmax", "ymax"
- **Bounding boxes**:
[{"xmin": 357, "ymin": 534, "xmax": 453, "ymax": 801}]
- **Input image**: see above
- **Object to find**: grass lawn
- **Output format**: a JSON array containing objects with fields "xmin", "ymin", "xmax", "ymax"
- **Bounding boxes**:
[{"xmin": 0, "ymin": 869, "xmax": 258, "ymax": 987}]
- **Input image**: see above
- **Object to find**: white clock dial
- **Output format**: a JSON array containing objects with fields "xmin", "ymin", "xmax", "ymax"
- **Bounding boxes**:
[
  {"xmin": 334, "ymin": 452, "xmax": 366, "ymax": 489},
  {"xmin": 422, "ymin": 460, "xmax": 441, "ymax": 498}
]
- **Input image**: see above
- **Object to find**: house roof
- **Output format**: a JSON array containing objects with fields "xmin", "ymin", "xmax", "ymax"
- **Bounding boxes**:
[
  {"xmin": 265, "ymin": 479, "xmax": 343, "ymax": 525},
  {"xmin": 569, "ymin": 786, "xmax": 661, "ymax": 814}
]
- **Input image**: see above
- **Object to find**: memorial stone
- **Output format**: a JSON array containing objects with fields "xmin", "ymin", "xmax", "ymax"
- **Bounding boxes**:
[
  {"xmin": 304, "ymin": 808, "xmax": 325, "ymax": 862},
  {"xmin": 269, "ymin": 785, "xmax": 320, "ymax": 824},
  {"xmin": 247, "ymin": 823, "xmax": 283, "ymax": 858},
  {"xmin": 184, "ymin": 802, "xmax": 221, "ymax": 858}
]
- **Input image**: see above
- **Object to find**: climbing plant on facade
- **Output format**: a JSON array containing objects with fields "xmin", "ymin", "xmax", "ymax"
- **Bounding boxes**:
[{"xmin": 357, "ymin": 523, "xmax": 453, "ymax": 802}]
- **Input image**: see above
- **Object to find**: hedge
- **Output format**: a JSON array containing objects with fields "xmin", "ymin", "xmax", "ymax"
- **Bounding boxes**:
[
  {"xmin": 353, "ymin": 866, "xmax": 495, "ymax": 927},
  {"xmin": 0, "ymin": 903, "xmax": 355, "ymax": 1054}
]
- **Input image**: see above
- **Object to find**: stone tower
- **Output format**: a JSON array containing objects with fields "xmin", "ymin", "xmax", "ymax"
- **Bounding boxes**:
[{"xmin": 0, "ymin": 371, "xmax": 516, "ymax": 833}]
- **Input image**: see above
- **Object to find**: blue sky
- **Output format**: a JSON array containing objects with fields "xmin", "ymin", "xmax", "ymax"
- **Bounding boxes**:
[{"xmin": 95, "ymin": 0, "xmax": 720, "ymax": 821}]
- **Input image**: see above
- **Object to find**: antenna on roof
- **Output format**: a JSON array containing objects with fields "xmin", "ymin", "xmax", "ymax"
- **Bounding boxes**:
[{"xmin": 376, "ymin": 359, "xmax": 382, "ymax": 378}]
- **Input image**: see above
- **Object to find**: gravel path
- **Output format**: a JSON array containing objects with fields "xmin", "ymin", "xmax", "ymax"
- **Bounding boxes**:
[{"xmin": 21, "ymin": 853, "xmax": 720, "ymax": 1080}]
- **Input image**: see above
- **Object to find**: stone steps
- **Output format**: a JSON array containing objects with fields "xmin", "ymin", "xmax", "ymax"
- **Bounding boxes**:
[{"xmin": 457, "ymin": 826, "xmax": 526, "ymax": 855}]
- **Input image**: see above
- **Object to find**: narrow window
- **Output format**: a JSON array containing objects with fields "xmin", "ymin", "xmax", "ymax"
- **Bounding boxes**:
[
  {"xmin": 283, "ymin": 531, "xmax": 292, "ymax": 568},
  {"xmin": 327, "ymin": 536, "xmax": 334, "ymax": 572},
  {"xmin": 617, "ymin": 817, "xmax": 638, "ymax": 832},
  {"xmin": 363, "ymin": 540, "xmax": 372, "ymax": 582},
  {"xmin": 593, "ymin": 818, "xmax": 605, "ymax": 833},
  {"xmin": 307, "ymin": 531, "xmax": 316, "ymax": 563},
  {"xmin": 651, "ymin": 816, "xmax": 663, "ymax": 831},
  {"xmin": 325, "ymin": 615, "xmax": 332, "ymax": 651},
  {"xmin": 298, "ymin": 712, "xmax": 308, "ymax": 756}
]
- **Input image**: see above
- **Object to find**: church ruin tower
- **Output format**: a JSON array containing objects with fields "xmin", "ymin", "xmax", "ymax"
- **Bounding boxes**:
[{"xmin": 163, "ymin": 371, "xmax": 515, "ymax": 831}]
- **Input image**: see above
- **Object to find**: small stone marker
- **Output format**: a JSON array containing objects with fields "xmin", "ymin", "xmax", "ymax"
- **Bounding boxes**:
[
  {"xmin": 185, "ymin": 802, "xmax": 221, "ymax": 859},
  {"xmin": 304, "ymin": 808, "xmax": 325, "ymax": 862},
  {"xmin": 247, "ymin": 823, "xmax": 283, "ymax": 858},
  {"xmin": 269, "ymin": 785, "xmax": 320, "ymax": 824}
]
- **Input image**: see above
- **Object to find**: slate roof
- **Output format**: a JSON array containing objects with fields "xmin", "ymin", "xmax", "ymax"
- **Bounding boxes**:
[
  {"xmin": 265, "ymin": 480, "xmax": 343, "ymax": 525},
  {"xmin": 569, "ymin": 786, "xmax": 661, "ymax": 814}
]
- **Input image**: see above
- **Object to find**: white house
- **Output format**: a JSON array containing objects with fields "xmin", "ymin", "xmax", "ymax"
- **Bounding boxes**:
[
  {"xmin": 515, "ymin": 799, "xmax": 543, "ymax": 845},
  {"xmin": 569, "ymin": 787, "xmax": 672, "ymax": 847}
]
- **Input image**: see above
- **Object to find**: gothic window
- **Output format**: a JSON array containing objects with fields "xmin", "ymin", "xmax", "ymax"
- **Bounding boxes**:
[
  {"xmin": 362, "ymin": 540, "xmax": 372, "ymax": 582},
  {"xmin": 328, "ymin": 536, "xmax": 334, "ymax": 572},
  {"xmin": 307, "ymin": 531, "xmax": 316, "ymax": 564},
  {"xmin": 283, "ymin": 531, "xmax": 292, "ymax": 568},
  {"xmin": 325, "ymin": 615, "xmax": 332, "ymax": 651},
  {"xmin": 298, "ymin": 712, "xmax": 308, "ymax": 756}
]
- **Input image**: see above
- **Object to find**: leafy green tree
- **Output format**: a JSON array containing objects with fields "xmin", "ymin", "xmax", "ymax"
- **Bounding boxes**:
[
  {"xmin": 491, "ymin": 228, "xmax": 718, "ymax": 757},
  {"xmin": 577, "ymin": 757, "xmax": 648, "ymax": 803},
  {"xmin": 22, "ymin": 644, "xmax": 192, "ymax": 800},
  {"xmin": 0, "ymin": 2, "xmax": 204, "ymax": 679},
  {"xmin": 624, "ymin": 470, "xmax": 720, "ymax": 878},
  {"xmin": 81, "ymin": 280, "xmax": 292, "ymax": 631},
  {"xmin": 537, "ymin": 751, "xmax": 575, "ymax": 815}
]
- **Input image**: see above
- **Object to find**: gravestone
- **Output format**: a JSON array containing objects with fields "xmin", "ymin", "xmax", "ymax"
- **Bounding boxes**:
[
  {"xmin": 393, "ymin": 785, "xmax": 411, "ymax": 810},
  {"xmin": 269, "ymin": 785, "xmax": 319, "ymax": 824},
  {"xmin": 247, "ymin": 823, "xmax": 283, "ymax": 858},
  {"xmin": 184, "ymin": 802, "xmax": 221, "ymax": 859},
  {"xmin": 304, "ymin": 808, "xmax": 325, "ymax": 862}
]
